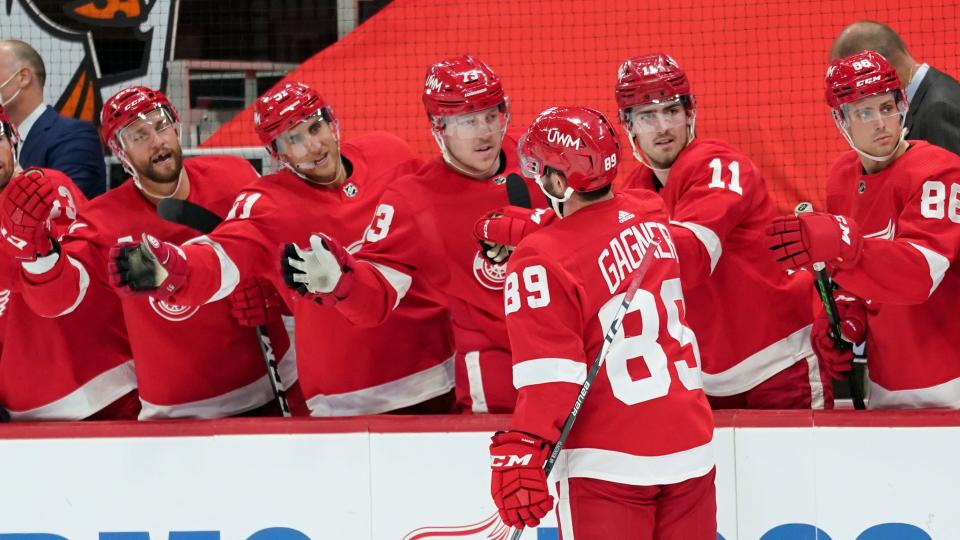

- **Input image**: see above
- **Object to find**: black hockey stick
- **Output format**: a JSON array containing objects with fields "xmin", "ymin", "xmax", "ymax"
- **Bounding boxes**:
[
  {"xmin": 157, "ymin": 198, "xmax": 292, "ymax": 417},
  {"xmin": 505, "ymin": 172, "xmax": 532, "ymax": 209},
  {"xmin": 795, "ymin": 203, "xmax": 865, "ymax": 410},
  {"xmin": 509, "ymin": 241, "xmax": 659, "ymax": 540}
]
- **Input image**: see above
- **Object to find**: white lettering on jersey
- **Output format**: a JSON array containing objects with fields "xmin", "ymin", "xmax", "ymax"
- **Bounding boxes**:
[{"xmin": 598, "ymin": 222, "xmax": 678, "ymax": 294}]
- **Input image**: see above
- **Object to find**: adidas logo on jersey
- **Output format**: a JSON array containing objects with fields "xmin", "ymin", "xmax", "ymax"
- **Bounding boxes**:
[{"xmin": 618, "ymin": 210, "xmax": 635, "ymax": 223}]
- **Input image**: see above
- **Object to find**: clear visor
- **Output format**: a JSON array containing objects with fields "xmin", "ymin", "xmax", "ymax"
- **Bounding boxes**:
[
  {"xmin": 624, "ymin": 98, "xmax": 689, "ymax": 134},
  {"xmin": 119, "ymin": 108, "xmax": 177, "ymax": 150},
  {"xmin": 517, "ymin": 134, "xmax": 543, "ymax": 180},
  {"xmin": 275, "ymin": 109, "xmax": 333, "ymax": 159},
  {"xmin": 840, "ymin": 91, "xmax": 906, "ymax": 125},
  {"xmin": 440, "ymin": 105, "xmax": 508, "ymax": 139}
]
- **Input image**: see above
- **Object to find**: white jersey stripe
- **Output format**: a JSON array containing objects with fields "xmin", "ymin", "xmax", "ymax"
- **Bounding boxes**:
[{"xmin": 513, "ymin": 357, "xmax": 587, "ymax": 389}]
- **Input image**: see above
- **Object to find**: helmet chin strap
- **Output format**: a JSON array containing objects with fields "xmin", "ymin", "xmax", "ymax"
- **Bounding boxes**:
[
  {"xmin": 535, "ymin": 175, "xmax": 573, "ymax": 217},
  {"xmin": 837, "ymin": 118, "xmax": 908, "ymax": 163},
  {"xmin": 431, "ymin": 110, "xmax": 510, "ymax": 180},
  {"xmin": 282, "ymin": 122, "xmax": 345, "ymax": 186},
  {"xmin": 627, "ymin": 113, "xmax": 697, "ymax": 180},
  {"xmin": 121, "ymin": 153, "xmax": 184, "ymax": 201}
]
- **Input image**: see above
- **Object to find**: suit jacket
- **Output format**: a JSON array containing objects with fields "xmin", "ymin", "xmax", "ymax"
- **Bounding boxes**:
[
  {"xmin": 905, "ymin": 66, "xmax": 960, "ymax": 156},
  {"xmin": 18, "ymin": 106, "xmax": 107, "ymax": 198}
]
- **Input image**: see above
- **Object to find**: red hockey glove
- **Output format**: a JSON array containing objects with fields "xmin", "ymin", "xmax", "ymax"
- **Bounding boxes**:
[
  {"xmin": 0, "ymin": 169, "xmax": 56, "ymax": 261},
  {"xmin": 767, "ymin": 212, "xmax": 863, "ymax": 271},
  {"xmin": 474, "ymin": 207, "xmax": 555, "ymax": 264},
  {"xmin": 489, "ymin": 431, "xmax": 554, "ymax": 529},
  {"xmin": 230, "ymin": 277, "xmax": 282, "ymax": 326},
  {"xmin": 812, "ymin": 290, "xmax": 868, "ymax": 381},
  {"xmin": 281, "ymin": 233, "xmax": 356, "ymax": 305},
  {"xmin": 108, "ymin": 233, "xmax": 188, "ymax": 298}
]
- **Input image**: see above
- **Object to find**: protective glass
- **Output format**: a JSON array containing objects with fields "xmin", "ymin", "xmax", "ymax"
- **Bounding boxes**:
[
  {"xmin": 841, "ymin": 91, "xmax": 906, "ymax": 125},
  {"xmin": 275, "ymin": 109, "xmax": 333, "ymax": 159},
  {"xmin": 119, "ymin": 108, "xmax": 177, "ymax": 150},
  {"xmin": 625, "ymin": 98, "xmax": 688, "ymax": 134},
  {"xmin": 517, "ymin": 134, "xmax": 543, "ymax": 180},
  {"xmin": 442, "ymin": 105, "xmax": 508, "ymax": 139}
]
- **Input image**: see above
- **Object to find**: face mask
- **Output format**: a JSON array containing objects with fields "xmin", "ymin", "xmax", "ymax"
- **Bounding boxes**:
[{"xmin": 0, "ymin": 69, "xmax": 23, "ymax": 108}]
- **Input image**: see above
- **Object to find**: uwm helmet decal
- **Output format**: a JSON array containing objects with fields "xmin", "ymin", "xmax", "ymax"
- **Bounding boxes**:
[
  {"xmin": 6, "ymin": 0, "xmax": 179, "ymax": 123},
  {"xmin": 402, "ymin": 511, "xmax": 509, "ymax": 540}
]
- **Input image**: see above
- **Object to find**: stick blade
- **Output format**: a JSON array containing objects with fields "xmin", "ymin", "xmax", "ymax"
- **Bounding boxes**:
[{"xmin": 506, "ymin": 173, "xmax": 532, "ymax": 209}]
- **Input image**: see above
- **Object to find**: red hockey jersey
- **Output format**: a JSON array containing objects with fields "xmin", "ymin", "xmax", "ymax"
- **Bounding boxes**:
[
  {"xmin": 506, "ymin": 190, "xmax": 714, "ymax": 485},
  {"xmin": 20, "ymin": 157, "xmax": 288, "ymax": 419},
  {"xmin": 173, "ymin": 133, "xmax": 455, "ymax": 416},
  {"xmin": 827, "ymin": 141, "xmax": 960, "ymax": 408},
  {"xmin": 335, "ymin": 137, "xmax": 548, "ymax": 413},
  {"xmin": 0, "ymin": 168, "xmax": 135, "ymax": 419},
  {"xmin": 622, "ymin": 138, "xmax": 815, "ymax": 397}
]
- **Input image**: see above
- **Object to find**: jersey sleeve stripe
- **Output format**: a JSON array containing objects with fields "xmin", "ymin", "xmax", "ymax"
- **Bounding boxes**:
[
  {"xmin": 513, "ymin": 358, "xmax": 587, "ymax": 389},
  {"xmin": 183, "ymin": 236, "xmax": 241, "ymax": 303},
  {"xmin": 669, "ymin": 220, "xmax": 722, "ymax": 273},
  {"xmin": 366, "ymin": 261, "xmax": 412, "ymax": 308},
  {"xmin": 906, "ymin": 241, "xmax": 950, "ymax": 297}
]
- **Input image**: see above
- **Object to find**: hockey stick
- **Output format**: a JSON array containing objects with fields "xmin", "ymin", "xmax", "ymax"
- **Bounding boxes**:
[
  {"xmin": 157, "ymin": 198, "xmax": 292, "ymax": 417},
  {"xmin": 509, "ymin": 240, "xmax": 659, "ymax": 540},
  {"xmin": 505, "ymin": 173, "xmax": 532, "ymax": 209},
  {"xmin": 795, "ymin": 203, "xmax": 865, "ymax": 410}
]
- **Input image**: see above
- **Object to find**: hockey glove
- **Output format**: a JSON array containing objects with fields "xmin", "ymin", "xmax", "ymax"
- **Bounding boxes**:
[
  {"xmin": 489, "ymin": 431, "xmax": 554, "ymax": 529},
  {"xmin": 767, "ymin": 212, "xmax": 863, "ymax": 271},
  {"xmin": 281, "ymin": 233, "xmax": 356, "ymax": 305},
  {"xmin": 473, "ymin": 206, "xmax": 556, "ymax": 264},
  {"xmin": 812, "ymin": 289, "xmax": 868, "ymax": 381},
  {"xmin": 108, "ymin": 233, "xmax": 188, "ymax": 298},
  {"xmin": 230, "ymin": 277, "xmax": 282, "ymax": 327},
  {"xmin": 0, "ymin": 169, "xmax": 56, "ymax": 261}
]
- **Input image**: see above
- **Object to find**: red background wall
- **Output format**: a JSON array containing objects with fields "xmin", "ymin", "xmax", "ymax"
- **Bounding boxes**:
[{"xmin": 204, "ymin": 0, "xmax": 960, "ymax": 212}]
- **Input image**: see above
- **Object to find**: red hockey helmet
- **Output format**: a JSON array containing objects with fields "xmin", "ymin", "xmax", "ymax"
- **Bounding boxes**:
[
  {"xmin": 422, "ymin": 54, "xmax": 507, "ymax": 120},
  {"xmin": 825, "ymin": 50, "xmax": 904, "ymax": 112},
  {"xmin": 254, "ymin": 81, "xmax": 336, "ymax": 158},
  {"xmin": 0, "ymin": 104, "xmax": 19, "ymax": 151},
  {"xmin": 615, "ymin": 53, "xmax": 694, "ymax": 114},
  {"xmin": 100, "ymin": 85, "xmax": 179, "ymax": 157},
  {"xmin": 518, "ymin": 106, "xmax": 621, "ymax": 193}
]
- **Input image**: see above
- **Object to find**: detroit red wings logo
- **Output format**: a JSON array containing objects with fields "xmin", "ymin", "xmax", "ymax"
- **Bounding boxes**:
[
  {"xmin": 402, "ymin": 512, "xmax": 509, "ymax": 540},
  {"xmin": 148, "ymin": 296, "xmax": 200, "ymax": 322},
  {"xmin": 473, "ymin": 251, "xmax": 508, "ymax": 290}
]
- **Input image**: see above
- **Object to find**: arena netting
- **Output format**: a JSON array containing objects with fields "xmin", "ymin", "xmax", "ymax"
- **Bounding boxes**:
[{"xmin": 203, "ymin": 0, "xmax": 960, "ymax": 213}]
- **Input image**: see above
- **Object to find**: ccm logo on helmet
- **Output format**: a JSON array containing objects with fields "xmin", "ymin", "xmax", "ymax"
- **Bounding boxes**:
[
  {"xmin": 546, "ymin": 128, "xmax": 582, "ymax": 149},
  {"xmin": 856, "ymin": 75, "xmax": 882, "ymax": 87},
  {"xmin": 491, "ymin": 454, "xmax": 534, "ymax": 467}
]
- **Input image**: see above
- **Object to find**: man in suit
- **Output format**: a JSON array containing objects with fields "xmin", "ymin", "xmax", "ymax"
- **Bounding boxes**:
[
  {"xmin": 0, "ymin": 40, "xmax": 106, "ymax": 198},
  {"xmin": 831, "ymin": 21, "xmax": 960, "ymax": 156}
]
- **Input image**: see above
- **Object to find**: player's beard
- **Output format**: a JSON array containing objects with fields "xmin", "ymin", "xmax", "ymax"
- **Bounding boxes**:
[{"xmin": 138, "ymin": 146, "xmax": 184, "ymax": 184}]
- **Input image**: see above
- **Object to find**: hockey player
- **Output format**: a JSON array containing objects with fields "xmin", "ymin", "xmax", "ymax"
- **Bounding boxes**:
[
  {"xmin": 768, "ymin": 51, "xmax": 960, "ymax": 408},
  {"xmin": 0, "ymin": 104, "xmax": 137, "ymax": 420},
  {"xmin": 279, "ymin": 54, "xmax": 546, "ymax": 413},
  {"xmin": 613, "ymin": 53, "xmax": 826, "ymax": 409},
  {"xmin": 109, "ymin": 82, "xmax": 455, "ymax": 416},
  {"xmin": 488, "ymin": 106, "xmax": 715, "ymax": 538},
  {"xmin": 10, "ymin": 86, "xmax": 295, "ymax": 419}
]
